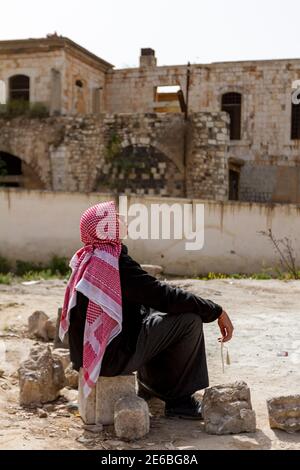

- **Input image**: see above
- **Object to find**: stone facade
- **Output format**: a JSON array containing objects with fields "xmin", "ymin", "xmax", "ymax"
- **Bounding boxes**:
[
  {"xmin": 1, "ymin": 36, "xmax": 300, "ymax": 202},
  {"xmin": 0, "ymin": 36, "xmax": 110, "ymax": 115},
  {"xmin": 105, "ymin": 57, "xmax": 300, "ymax": 203},
  {"xmin": 0, "ymin": 112, "xmax": 229, "ymax": 198}
]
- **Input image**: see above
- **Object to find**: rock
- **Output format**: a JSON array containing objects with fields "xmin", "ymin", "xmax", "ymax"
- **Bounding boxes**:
[
  {"xmin": 95, "ymin": 375, "xmax": 136, "ymax": 425},
  {"xmin": 18, "ymin": 345, "xmax": 66, "ymax": 405},
  {"xmin": 53, "ymin": 307, "xmax": 69, "ymax": 349},
  {"xmin": 28, "ymin": 311, "xmax": 49, "ymax": 341},
  {"xmin": 202, "ymin": 381, "xmax": 256, "ymax": 435},
  {"xmin": 78, "ymin": 369, "xmax": 136, "ymax": 425},
  {"xmin": 141, "ymin": 264, "xmax": 163, "ymax": 278},
  {"xmin": 267, "ymin": 395, "xmax": 300, "ymax": 433},
  {"xmin": 114, "ymin": 395, "xmax": 150, "ymax": 440},
  {"xmin": 45, "ymin": 317, "xmax": 56, "ymax": 340},
  {"xmin": 64, "ymin": 364, "xmax": 78, "ymax": 389},
  {"xmin": 52, "ymin": 349, "xmax": 70, "ymax": 370},
  {"xmin": 82, "ymin": 423, "xmax": 103, "ymax": 433},
  {"xmin": 78, "ymin": 369, "xmax": 97, "ymax": 425},
  {"xmin": 38, "ymin": 408, "xmax": 48, "ymax": 418},
  {"xmin": 61, "ymin": 387, "xmax": 78, "ymax": 403}
]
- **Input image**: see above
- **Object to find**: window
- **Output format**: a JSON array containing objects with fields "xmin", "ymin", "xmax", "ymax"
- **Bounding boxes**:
[
  {"xmin": 9, "ymin": 75, "xmax": 30, "ymax": 101},
  {"xmin": 222, "ymin": 92, "xmax": 242, "ymax": 140},
  {"xmin": 229, "ymin": 169, "xmax": 240, "ymax": 200},
  {"xmin": 291, "ymin": 100, "xmax": 300, "ymax": 139},
  {"xmin": 154, "ymin": 85, "xmax": 182, "ymax": 113}
]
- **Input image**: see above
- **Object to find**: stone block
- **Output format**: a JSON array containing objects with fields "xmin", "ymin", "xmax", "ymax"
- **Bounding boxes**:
[
  {"xmin": 95, "ymin": 375, "xmax": 136, "ymax": 425},
  {"xmin": 114, "ymin": 395, "xmax": 150, "ymax": 440},
  {"xmin": 267, "ymin": 395, "xmax": 300, "ymax": 433},
  {"xmin": 202, "ymin": 381, "xmax": 256, "ymax": 435},
  {"xmin": 78, "ymin": 369, "xmax": 97, "ymax": 424},
  {"xmin": 78, "ymin": 370, "xmax": 136, "ymax": 426},
  {"xmin": 18, "ymin": 345, "xmax": 66, "ymax": 405}
]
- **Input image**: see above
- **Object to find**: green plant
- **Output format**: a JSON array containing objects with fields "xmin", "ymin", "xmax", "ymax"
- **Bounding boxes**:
[
  {"xmin": 15, "ymin": 260, "xmax": 45, "ymax": 276},
  {"xmin": 0, "ymin": 273, "xmax": 13, "ymax": 284},
  {"xmin": 259, "ymin": 229, "xmax": 299, "ymax": 279},
  {"xmin": 21, "ymin": 269, "xmax": 53, "ymax": 281},
  {"xmin": 0, "ymin": 100, "xmax": 49, "ymax": 118},
  {"xmin": 48, "ymin": 255, "xmax": 70, "ymax": 276},
  {"xmin": 0, "ymin": 255, "xmax": 11, "ymax": 274},
  {"xmin": 251, "ymin": 272, "xmax": 273, "ymax": 280}
]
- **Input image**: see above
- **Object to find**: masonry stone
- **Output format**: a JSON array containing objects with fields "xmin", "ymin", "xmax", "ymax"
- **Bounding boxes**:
[
  {"xmin": 202, "ymin": 381, "xmax": 256, "ymax": 435},
  {"xmin": 18, "ymin": 345, "xmax": 66, "ymax": 405},
  {"xmin": 267, "ymin": 395, "xmax": 300, "ymax": 433}
]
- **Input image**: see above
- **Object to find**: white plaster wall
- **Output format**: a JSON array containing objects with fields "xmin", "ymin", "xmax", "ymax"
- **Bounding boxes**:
[{"xmin": 0, "ymin": 189, "xmax": 299, "ymax": 275}]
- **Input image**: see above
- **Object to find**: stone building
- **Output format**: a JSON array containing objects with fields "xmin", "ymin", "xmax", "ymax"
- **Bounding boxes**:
[{"xmin": 1, "ymin": 35, "xmax": 300, "ymax": 203}]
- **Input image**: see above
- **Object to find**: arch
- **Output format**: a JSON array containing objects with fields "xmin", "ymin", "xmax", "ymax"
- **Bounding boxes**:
[
  {"xmin": 221, "ymin": 92, "xmax": 242, "ymax": 140},
  {"xmin": 9, "ymin": 74, "xmax": 30, "ymax": 102},
  {"xmin": 0, "ymin": 151, "xmax": 45, "ymax": 189},
  {"xmin": 95, "ymin": 144, "xmax": 184, "ymax": 197}
]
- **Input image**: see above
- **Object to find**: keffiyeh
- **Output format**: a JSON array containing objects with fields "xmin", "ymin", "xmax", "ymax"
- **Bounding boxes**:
[{"xmin": 59, "ymin": 200, "xmax": 122, "ymax": 397}]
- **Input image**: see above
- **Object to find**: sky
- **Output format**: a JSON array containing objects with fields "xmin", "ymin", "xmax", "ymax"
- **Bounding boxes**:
[{"xmin": 1, "ymin": 0, "xmax": 300, "ymax": 68}]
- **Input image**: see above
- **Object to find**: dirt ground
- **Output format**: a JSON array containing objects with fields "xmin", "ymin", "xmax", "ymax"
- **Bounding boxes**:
[{"xmin": 0, "ymin": 277, "xmax": 299, "ymax": 450}]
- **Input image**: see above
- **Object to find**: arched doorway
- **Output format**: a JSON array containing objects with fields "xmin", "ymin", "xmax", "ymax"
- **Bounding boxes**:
[
  {"xmin": 95, "ymin": 144, "xmax": 184, "ymax": 196},
  {"xmin": 0, "ymin": 151, "xmax": 45, "ymax": 189}
]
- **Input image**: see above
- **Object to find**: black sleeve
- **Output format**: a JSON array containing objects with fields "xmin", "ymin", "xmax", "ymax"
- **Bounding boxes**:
[{"xmin": 119, "ymin": 252, "xmax": 223, "ymax": 323}]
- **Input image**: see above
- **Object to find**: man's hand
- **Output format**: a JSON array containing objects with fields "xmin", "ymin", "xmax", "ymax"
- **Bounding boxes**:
[{"xmin": 218, "ymin": 310, "xmax": 234, "ymax": 343}]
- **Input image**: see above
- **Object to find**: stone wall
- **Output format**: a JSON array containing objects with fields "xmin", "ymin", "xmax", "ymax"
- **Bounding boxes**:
[
  {"xmin": 186, "ymin": 112, "xmax": 229, "ymax": 200},
  {"xmin": 0, "ymin": 113, "xmax": 229, "ymax": 198},
  {"xmin": 105, "ymin": 58, "xmax": 300, "ymax": 203},
  {"xmin": 96, "ymin": 113, "xmax": 185, "ymax": 196},
  {"xmin": 0, "ymin": 40, "xmax": 107, "ymax": 115},
  {"xmin": 0, "ymin": 49, "xmax": 65, "ymax": 110}
]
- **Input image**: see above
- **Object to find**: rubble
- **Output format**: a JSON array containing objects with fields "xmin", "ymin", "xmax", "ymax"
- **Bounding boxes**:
[
  {"xmin": 64, "ymin": 364, "xmax": 79, "ymax": 389},
  {"xmin": 267, "ymin": 395, "xmax": 300, "ymax": 433},
  {"xmin": 202, "ymin": 381, "xmax": 256, "ymax": 435},
  {"xmin": 114, "ymin": 395, "xmax": 150, "ymax": 440},
  {"xmin": 18, "ymin": 344, "xmax": 66, "ymax": 405}
]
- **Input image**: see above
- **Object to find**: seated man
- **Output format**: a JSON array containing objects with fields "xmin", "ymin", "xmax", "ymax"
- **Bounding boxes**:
[{"xmin": 60, "ymin": 201, "xmax": 234, "ymax": 420}]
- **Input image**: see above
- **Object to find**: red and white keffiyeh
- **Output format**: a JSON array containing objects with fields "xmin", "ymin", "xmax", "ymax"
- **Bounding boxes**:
[{"xmin": 59, "ymin": 200, "xmax": 122, "ymax": 397}]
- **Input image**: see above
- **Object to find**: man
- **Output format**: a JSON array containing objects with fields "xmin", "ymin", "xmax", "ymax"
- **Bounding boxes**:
[{"xmin": 64, "ymin": 202, "xmax": 234, "ymax": 420}]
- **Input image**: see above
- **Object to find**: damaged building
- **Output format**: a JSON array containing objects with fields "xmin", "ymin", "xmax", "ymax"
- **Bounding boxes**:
[{"xmin": 0, "ymin": 34, "xmax": 300, "ymax": 203}]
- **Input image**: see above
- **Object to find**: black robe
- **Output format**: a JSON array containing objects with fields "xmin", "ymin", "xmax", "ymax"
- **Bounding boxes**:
[{"xmin": 68, "ymin": 243, "xmax": 222, "ymax": 377}]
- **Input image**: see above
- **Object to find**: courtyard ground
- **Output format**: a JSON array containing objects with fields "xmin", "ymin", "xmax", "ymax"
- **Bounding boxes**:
[{"xmin": 0, "ymin": 277, "xmax": 299, "ymax": 450}]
